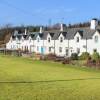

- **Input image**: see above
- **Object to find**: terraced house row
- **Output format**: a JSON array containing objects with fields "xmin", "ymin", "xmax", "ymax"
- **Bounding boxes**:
[{"xmin": 6, "ymin": 19, "xmax": 100, "ymax": 57}]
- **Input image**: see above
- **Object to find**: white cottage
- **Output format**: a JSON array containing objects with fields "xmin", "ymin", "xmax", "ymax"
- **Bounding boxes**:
[{"xmin": 6, "ymin": 18, "xmax": 100, "ymax": 57}]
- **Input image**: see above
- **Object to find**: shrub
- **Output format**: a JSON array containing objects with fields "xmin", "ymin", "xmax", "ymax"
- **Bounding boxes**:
[
  {"xmin": 45, "ymin": 53, "xmax": 56, "ymax": 60},
  {"xmin": 71, "ymin": 53, "xmax": 78, "ymax": 60},
  {"xmin": 92, "ymin": 51, "xmax": 100, "ymax": 61},
  {"xmin": 80, "ymin": 52, "xmax": 90, "ymax": 60},
  {"xmin": 62, "ymin": 58, "xmax": 71, "ymax": 64}
]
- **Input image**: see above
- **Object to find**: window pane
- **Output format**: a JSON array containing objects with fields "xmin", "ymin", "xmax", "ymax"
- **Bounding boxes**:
[
  {"xmin": 76, "ymin": 37, "xmax": 79, "ymax": 42},
  {"xmin": 60, "ymin": 37, "xmax": 63, "ymax": 42},
  {"xmin": 95, "ymin": 36, "xmax": 98, "ymax": 43}
]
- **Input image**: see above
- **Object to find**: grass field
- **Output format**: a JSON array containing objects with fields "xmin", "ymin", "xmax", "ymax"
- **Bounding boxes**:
[{"xmin": 0, "ymin": 55, "xmax": 100, "ymax": 100}]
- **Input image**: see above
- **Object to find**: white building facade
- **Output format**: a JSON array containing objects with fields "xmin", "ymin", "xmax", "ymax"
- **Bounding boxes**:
[{"xmin": 6, "ymin": 19, "xmax": 100, "ymax": 57}]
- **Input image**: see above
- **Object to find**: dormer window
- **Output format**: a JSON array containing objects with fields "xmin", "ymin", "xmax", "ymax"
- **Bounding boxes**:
[
  {"xmin": 60, "ymin": 37, "xmax": 63, "ymax": 43},
  {"xmin": 76, "ymin": 37, "xmax": 79, "ymax": 42},
  {"xmin": 94, "ymin": 36, "xmax": 98, "ymax": 43},
  {"xmin": 48, "ymin": 37, "xmax": 51, "ymax": 43},
  {"xmin": 29, "ymin": 39, "xmax": 32, "ymax": 43}
]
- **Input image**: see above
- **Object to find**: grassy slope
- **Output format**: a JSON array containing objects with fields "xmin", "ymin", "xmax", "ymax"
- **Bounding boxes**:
[{"xmin": 0, "ymin": 55, "xmax": 100, "ymax": 100}]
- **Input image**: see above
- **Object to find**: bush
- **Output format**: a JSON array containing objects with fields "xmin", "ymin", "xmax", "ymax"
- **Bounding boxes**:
[
  {"xmin": 45, "ymin": 53, "xmax": 56, "ymax": 60},
  {"xmin": 71, "ymin": 53, "xmax": 78, "ymax": 60},
  {"xmin": 80, "ymin": 52, "xmax": 90, "ymax": 60},
  {"xmin": 92, "ymin": 51, "xmax": 100, "ymax": 61},
  {"xmin": 62, "ymin": 58, "xmax": 71, "ymax": 64}
]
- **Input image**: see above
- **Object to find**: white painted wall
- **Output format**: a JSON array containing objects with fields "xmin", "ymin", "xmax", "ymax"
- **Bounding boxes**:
[
  {"xmin": 6, "ymin": 37, "xmax": 18, "ymax": 50},
  {"xmin": 44, "ymin": 33, "xmax": 55, "ymax": 55},
  {"xmin": 55, "ymin": 33, "xmax": 68, "ymax": 57},
  {"xmin": 69, "ymin": 32, "xmax": 86, "ymax": 56},
  {"xmin": 87, "ymin": 31, "xmax": 100, "ymax": 54},
  {"xmin": 34, "ymin": 35, "xmax": 43, "ymax": 54},
  {"xmin": 6, "ymin": 30, "xmax": 100, "ymax": 57}
]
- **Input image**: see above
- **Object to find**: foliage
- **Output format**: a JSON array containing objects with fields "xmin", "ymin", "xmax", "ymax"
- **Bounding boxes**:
[
  {"xmin": 62, "ymin": 58, "xmax": 71, "ymax": 64},
  {"xmin": 92, "ymin": 51, "xmax": 100, "ymax": 61},
  {"xmin": 45, "ymin": 53, "xmax": 56, "ymax": 60},
  {"xmin": 80, "ymin": 52, "xmax": 90, "ymax": 60},
  {"xmin": 71, "ymin": 53, "xmax": 78, "ymax": 60}
]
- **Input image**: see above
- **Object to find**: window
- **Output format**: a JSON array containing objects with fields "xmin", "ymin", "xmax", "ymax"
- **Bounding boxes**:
[
  {"xmin": 29, "ymin": 39, "xmax": 32, "ymax": 43},
  {"xmin": 48, "ymin": 38, "xmax": 51, "ymax": 43},
  {"xmin": 60, "ymin": 37, "xmax": 63, "ymax": 43},
  {"xmin": 37, "ymin": 46, "xmax": 39, "ymax": 51},
  {"xmin": 49, "ymin": 47, "xmax": 51, "ymax": 52},
  {"xmin": 59, "ymin": 47, "xmax": 62, "ymax": 53},
  {"xmin": 94, "ymin": 36, "xmax": 98, "ymax": 43},
  {"xmin": 66, "ymin": 49, "xmax": 69, "ymax": 56},
  {"xmin": 77, "ymin": 48, "xmax": 80, "ymax": 54},
  {"xmin": 76, "ymin": 37, "xmax": 79, "ymax": 42},
  {"xmin": 83, "ymin": 45, "xmax": 86, "ymax": 48}
]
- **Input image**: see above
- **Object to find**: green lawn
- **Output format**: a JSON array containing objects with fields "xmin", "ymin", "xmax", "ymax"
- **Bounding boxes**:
[{"xmin": 0, "ymin": 55, "xmax": 100, "ymax": 100}]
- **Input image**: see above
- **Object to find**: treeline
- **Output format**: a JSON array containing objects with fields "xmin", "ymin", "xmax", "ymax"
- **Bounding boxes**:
[
  {"xmin": 1, "ymin": 19, "xmax": 100, "ymax": 36},
  {"xmin": 0, "ymin": 19, "xmax": 100, "ymax": 44}
]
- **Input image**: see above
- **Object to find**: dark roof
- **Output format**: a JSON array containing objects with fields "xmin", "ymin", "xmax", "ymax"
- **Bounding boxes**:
[
  {"xmin": 12, "ymin": 26, "xmax": 100, "ymax": 40},
  {"xmin": 23, "ymin": 35, "xmax": 28, "ymax": 40},
  {"xmin": 30, "ymin": 34, "xmax": 35, "ymax": 39},
  {"xmin": 42, "ymin": 32, "xmax": 55, "ymax": 40},
  {"xmin": 16, "ymin": 35, "xmax": 22, "ymax": 40}
]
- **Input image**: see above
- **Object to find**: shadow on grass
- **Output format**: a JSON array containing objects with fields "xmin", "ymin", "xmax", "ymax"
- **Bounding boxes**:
[{"xmin": 0, "ymin": 77, "xmax": 100, "ymax": 84}]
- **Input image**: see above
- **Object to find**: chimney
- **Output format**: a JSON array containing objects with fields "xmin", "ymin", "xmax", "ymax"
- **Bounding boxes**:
[
  {"xmin": 90, "ymin": 18, "xmax": 98, "ymax": 30},
  {"xmin": 60, "ymin": 23, "xmax": 64, "ymax": 31},
  {"xmin": 14, "ymin": 30, "xmax": 18, "ymax": 36},
  {"xmin": 25, "ymin": 29, "xmax": 27, "ymax": 35},
  {"xmin": 39, "ymin": 26, "xmax": 43, "ymax": 33}
]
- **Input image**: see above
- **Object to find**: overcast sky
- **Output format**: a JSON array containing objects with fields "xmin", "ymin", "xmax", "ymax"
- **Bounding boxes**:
[{"xmin": 0, "ymin": 0, "xmax": 99, "ymax": 26}]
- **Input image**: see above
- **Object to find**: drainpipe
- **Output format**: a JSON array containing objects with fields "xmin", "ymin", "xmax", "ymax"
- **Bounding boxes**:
[
  {"xmin": 33, "ymin": 39, "xmax": 34, "ymax": 56},
  {"xmin": 68, "ymin": 39, "xmax": 70, "ymax": 57},
  {"xmin": 86, "ymin": 38, "xmax": 88, "ymax": 53},
  {"xmin": 54, "ymin": 39, "xmax": 56, "ymax": 55},
  {"xmin": 43, "ymin": 38, "xmax": 44, "ymax": 56}
]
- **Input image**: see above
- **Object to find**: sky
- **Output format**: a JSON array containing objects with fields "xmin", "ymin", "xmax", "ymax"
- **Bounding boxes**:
[{"xmin": 0, "ymin": 0, "xmax": 100, "ymax": 26}]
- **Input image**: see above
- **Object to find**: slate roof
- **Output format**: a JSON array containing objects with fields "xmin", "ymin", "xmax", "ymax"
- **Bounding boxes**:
[
  {"xmin": 42, "ymin": 32, "xmax": 55, "ymax": 40},
  {"xmin": 12, "ymin": 26, "xmax": 100, "ymax": 40},
  {"xmin": 16, "ymin": 35, "xmax": 22, "ymax": 40},
  {"xmin": 23, "ymin": 35, "xmax": 28, "ymax": 40}
]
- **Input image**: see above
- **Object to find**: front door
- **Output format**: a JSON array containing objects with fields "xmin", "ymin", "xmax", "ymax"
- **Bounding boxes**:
[{"xmin": 41, "ymin": 47, "xmax": 44, "ymax": 54}]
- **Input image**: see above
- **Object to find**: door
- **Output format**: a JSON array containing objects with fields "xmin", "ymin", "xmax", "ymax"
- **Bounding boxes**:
[{"xmin": 41, "ymin": 47, "xmax": 44, "ymax": 54}]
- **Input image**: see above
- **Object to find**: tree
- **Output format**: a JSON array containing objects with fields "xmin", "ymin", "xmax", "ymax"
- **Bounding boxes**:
[{"xmin": 92, "ymin": 50, "xmax": 100, "ymax": 61}]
